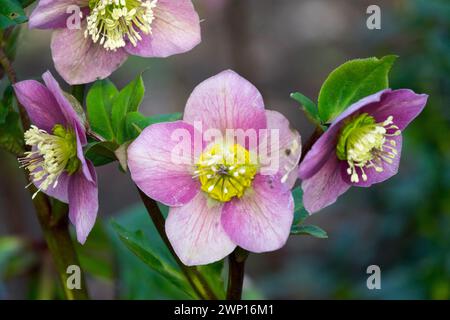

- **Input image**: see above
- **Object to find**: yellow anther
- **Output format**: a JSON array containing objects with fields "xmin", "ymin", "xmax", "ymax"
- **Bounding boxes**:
[{"xmin": 195, "ymin": 143, "xmax": 258, "ymax": 202}]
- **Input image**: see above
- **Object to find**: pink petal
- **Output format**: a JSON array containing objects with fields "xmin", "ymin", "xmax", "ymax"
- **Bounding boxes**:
[
  {"xmin": 259, "ymin": 110, "xmax": 301, "ymax": 189},
  {"xmin": 125, "ymin": 0, "xmax": 201, "ymax": 57},
  {"xmin": 51, "ymin": 26, "xmax": 128, "ymax": 85},
  {"xmin": 183, "ymin": 70, "xmax": 267, "ymax": 134},
  {"xmin": 41, "ymin": 71, "xmax": 86, "ymax": 139},
  {"xmin": 74, "ymin": 123, "xmax": 94, "ymax": 183},
  {"xmin": 29, "ymin": 0, "xmax": 88, "ymax": 29},
  {"xmin": 302, "ymin": 154, "xmax": 351, "ymax": 214},
  {"xmin": 341, "ymin": 135, "xmax": 403, "ymax": 187},
  {"xmin": 166, "ymin": 192, "xmax": 236, "ymax": 266},
  {"xmin": 127, "ymin": 121, "xmax": 201, "ymax": 207},
  {"xmin": 13, "ymin": 80, "xmax": 66, "ymax": 132},
  {"xmin": 221, "ymin": 174, "xmax": 294, "ymax": 253},
  {"xmin": 35, "ymin": 171, "xmax": 71, "ymax": 203},
  {"xmin": 68, "ymin": 162, "xmax": 98, "ymax": 244},
  {"xmin": 368, "ymin": 89, "xmax": 428, "ymax": 131}
]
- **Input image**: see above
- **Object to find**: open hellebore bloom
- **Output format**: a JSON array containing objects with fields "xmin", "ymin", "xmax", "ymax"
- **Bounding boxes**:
[
  {"xmin": 128, "ymin": 70, "xmax": 301, "ymax": 266},
  {"xmin": 29, "ymin": 0, "xmax": 201, "ymax": 84},
  {"xmin": 14, "ymin": 71, "xmax": 98, "ymax": 244},
  {"xmin": 299, "ymin": 89, "xmax": 428, "ymax": 214}
]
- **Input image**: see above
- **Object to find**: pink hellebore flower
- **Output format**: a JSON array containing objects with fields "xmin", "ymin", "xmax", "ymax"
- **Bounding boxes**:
[
  {"xmin": 29, "ymin": 0, "xmax": 201, "ymax": 84},
  {"xmin": 299, "ymin": 89, "xmax": 428, "ymax": 214},
  {"xmin": 128, "ymin": 70, "xmax": 302, "ymax": 266},
  {"xmin": 14, "ymin": 71, "xmax": 98, "ymax": 244}
]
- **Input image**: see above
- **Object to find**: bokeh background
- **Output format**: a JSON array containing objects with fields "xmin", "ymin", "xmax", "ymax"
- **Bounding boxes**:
[{"xmin": 0, "ymin": 0, "xmax": 449, "ymax": 299}]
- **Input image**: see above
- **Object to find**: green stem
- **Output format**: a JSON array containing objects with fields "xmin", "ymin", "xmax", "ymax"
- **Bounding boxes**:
[
  {"xmin": 0, "ymin": 47, "xmax": 30, "ymax": 129},
  {"xmin": 0, "ymin": 46, "xmax": 89, "ymax": 299},
  {"xmin": 35, "ymin": 197, "xmax": 89, "ymax": 300},
  {"xmin": 137, "ymin": 189, "xmax": 218, "ymax": 300},
  {"xmin": 226, "ymin": 248, "xmax": 248, "ymax": 300}
]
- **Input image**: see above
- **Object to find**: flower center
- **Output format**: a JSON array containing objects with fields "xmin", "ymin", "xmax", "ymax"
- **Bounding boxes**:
[
  {"xmin": 336, "ymin": 113, "xmax": 401, "ymax": 183},
  {"xmin": 19, "ymin": 125, "xmax": 80, "ymax": 198},
  {"xmin": 194, "ymin": 143, "xmax": 258, "ymax": 202},
  {"xmin": 85, "ymin": 0, "xmax": 158, "ymax": 51}
]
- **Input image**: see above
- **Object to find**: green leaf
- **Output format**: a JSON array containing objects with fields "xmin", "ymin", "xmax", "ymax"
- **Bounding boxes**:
[
  {"xmin": 197, "ymin": 261, "xmax": 226, "ymax": 299},
  {"xmin": 291, "ymin": 187, "xmax": 328, "ymax": 238},
  {"xmin": 0, "ymin": 86, "xmax": 22, "ymax": 155},
  {"xmin": 0, "ymin": 111, "xmax": 23, "ymax": 155},
  {"xmin": 2, "ymin": 85, "xmax": 16, "ymax": 108},
  {"xmin": 318, "ymin": 55, "xmax": 397, "ymax": 123},
  {"xmin": 125, "ymin": 111, "xmax": 182, "ymax": 141},
  {"xmin": 112, "ymin": 221, "xmax": 197, "ymax": 298},
  {"xmin": 291, "ymin": 187, "xmax": 309, "ymax": 225},
  {"xmin": 86, "ymin": 79, "xmax": 118, "ymax": 141},
  {"xmin": 109, "ymin": 204, "xmax": 227, "ymax": 299},
  {"xmin": 84, "ymin": 141, "xmax": 118, "ymax": 166},
  {"xmin": 290, "ymin": 92, "xmax": 322, "ymax": 126},
  {"xmin": 0, "ymin": 0, "xmax": 27, "ymax": 29},
  {"xmin": 1, "ymin": 84, "xmax": 17, "ymax": 124},
  {"xmin": 0, "ymin": 101, "xmax": 8, "ymax": 124},
  {"xmin": 111, "ymin": 74, "xmax": 145, "ymax": 143},
  {"xmin": 291, "ymin": 225, "xmax": 328, "ymax": 238},
  {"xmin": 107, "ymin": 205, "xmax": 192, "ymax": 299}
]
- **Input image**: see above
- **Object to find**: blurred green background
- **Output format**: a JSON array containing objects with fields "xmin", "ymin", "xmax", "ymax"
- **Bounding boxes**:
[{"xmin": 0, "ymin": 0, "xmax": 449, "ymax": 299}]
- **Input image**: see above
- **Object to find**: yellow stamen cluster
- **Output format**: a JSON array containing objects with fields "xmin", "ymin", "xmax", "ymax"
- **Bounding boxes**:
[
  {"xmin": 19, "ymin": 125, "xmax": 79, "ymax": 198},
  {"xmin": 336, "ymin": 113, "xmax": 401, "ymax": 183},
  {"xmin": 194, "ymin": 143, "xmax": 258, "ymax": 202},
  {"xmin": 85, "ymin": 0, "xmax": 158, "ymax": 51}
]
